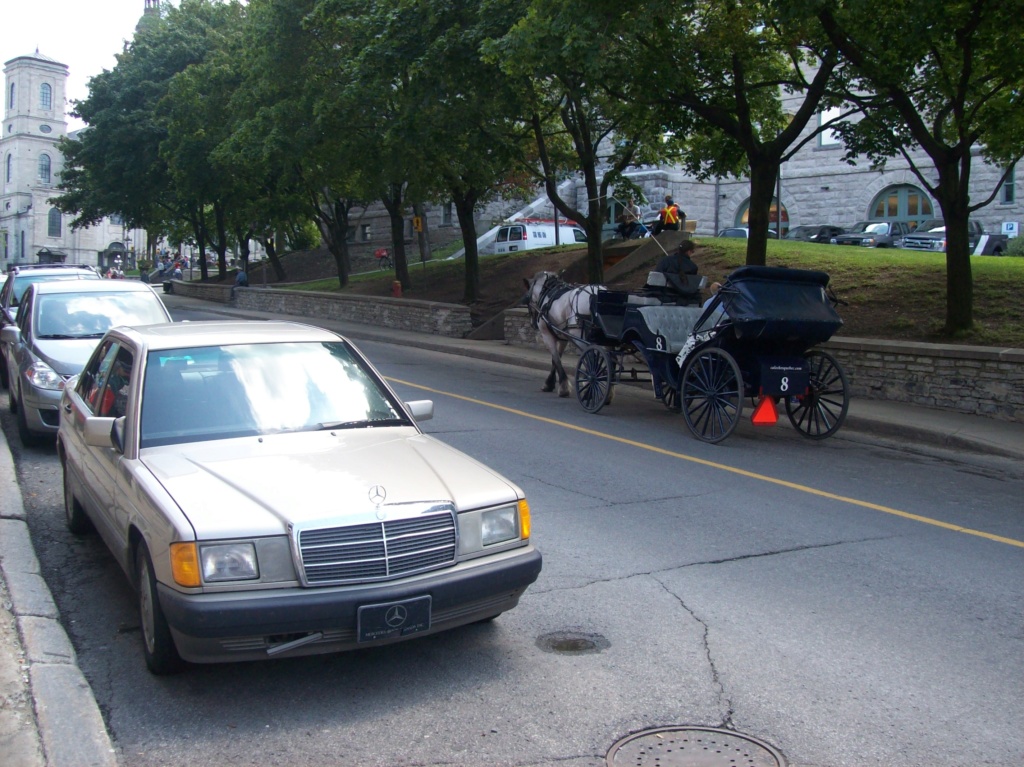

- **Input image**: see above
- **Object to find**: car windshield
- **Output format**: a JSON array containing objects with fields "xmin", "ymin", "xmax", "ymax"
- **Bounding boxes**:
[
  {"xmin": 850, "ymin": 222, "xmax": 888, "ymax": 234},
  {"xmin": 784, "ymin": 226, "xmax": 815, "ymax": 239},
  {"xmin": 35, "ymin": 291, "xmax": 168, "ymax": 339},
  {"xmin": 915, "ymin": 219, "xmax": 945, "ymax": 231},
  {"xmin": 140, "ymin": 341, "xmax": 408, "ymax": 447}
]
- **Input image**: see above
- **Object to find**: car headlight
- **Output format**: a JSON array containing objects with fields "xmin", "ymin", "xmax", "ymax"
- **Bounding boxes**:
[
  {"xmin": 26, "ymin": 361, "xmax": 65, "ymax": 390},
  {"xmin": 482, "ymin": 505, "xmax": 519, "ymax": 546},
  {"xmin": 861, "ymin": 238, "xmax": 875, "ymax": 246},
  {"xmin": 200, "ymin": 542, "xmax": 259, "ymax": 582}
]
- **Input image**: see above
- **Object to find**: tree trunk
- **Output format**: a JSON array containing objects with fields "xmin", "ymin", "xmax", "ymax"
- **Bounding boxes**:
[
  {"xmin": 454, "ymin": 192, "xmax": 481, "ymax": 303},
  {"xmin": 381, "ymin": 185, "xmax": 410, "ymax": 290},
  {"xmin": 257, "ymin": 235, "xmax": 287, "ymax": 281},
  {"xmin": 934, "ymin": 169, "xmax": 974, "ymax": 332},
  {"xmin": 413, "ymin": 201, "xmax": 432, "ymax": 265},
  {"xmin": 745, "ymin": 157, "xmax": 779, "ymax": 267}
]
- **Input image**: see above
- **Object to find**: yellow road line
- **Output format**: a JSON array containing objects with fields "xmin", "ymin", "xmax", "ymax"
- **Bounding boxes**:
[{"xmin": 390, "ymin": 377, "xmax": 1024, "ymax": 549}]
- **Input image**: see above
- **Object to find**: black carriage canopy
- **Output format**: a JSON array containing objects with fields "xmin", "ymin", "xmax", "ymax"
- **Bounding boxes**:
[{"xmin": 712, "ymin": 266, "xmax": 843, "ymax": 344}]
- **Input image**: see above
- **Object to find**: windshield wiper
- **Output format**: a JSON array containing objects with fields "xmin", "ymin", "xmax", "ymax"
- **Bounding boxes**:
[
  {"xmin": 37, "ymin": 334, "xmax": 79, "ymax": 340},
  {"xmin": 318, "ymin": 417, "xmax": 405, "ymax": 430}
]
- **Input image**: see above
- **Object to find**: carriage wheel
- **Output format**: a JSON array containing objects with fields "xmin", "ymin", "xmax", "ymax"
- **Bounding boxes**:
[
  {"xmin": 575, "ymin": 346, "xmax": 615, "ymax": 414},
  {"xmin": 662, "ymin": 386, "xmax": 681, "ymax": 412},
  {"xmin": 681, "ymin": 348, "xmax": 743, "ymax": 443},
  {"xmin": 785, "ymin": 350, "xmax": 850, "ymax": 440}
]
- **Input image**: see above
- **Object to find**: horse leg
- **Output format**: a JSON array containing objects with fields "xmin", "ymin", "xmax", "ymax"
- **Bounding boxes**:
[
  {"xmin": 543, "ymin": 363, "xmax": 557, "ymax": 392},
  {"xmin": 539, "ymin": 327, "xmax": 561, "ymax": 393},
  {"xmin": 554, "ymin": 339, "xmax": 571, "ymax": 397}
]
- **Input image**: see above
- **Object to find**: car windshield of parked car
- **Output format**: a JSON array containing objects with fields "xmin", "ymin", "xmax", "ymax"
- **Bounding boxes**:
[
  {"xmin": 140, "ymin": 341, "xmax": 408, "ymax": 447},
  {"xmin": 35, "ymin": 291, "xmax": 169, "ymax": 339}
]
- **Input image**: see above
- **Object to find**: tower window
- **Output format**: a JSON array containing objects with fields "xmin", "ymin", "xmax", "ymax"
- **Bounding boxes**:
[
  {"xmin": 40, "ymin": 83, "xmax": 52, "ymax": 110},
  {"xmin": 48, "ymin": 207, "xmax": 62, "ymax": 237},
  {"xmin": 39, "ymin": 154, "xmax": 52, "ymax": 185}
]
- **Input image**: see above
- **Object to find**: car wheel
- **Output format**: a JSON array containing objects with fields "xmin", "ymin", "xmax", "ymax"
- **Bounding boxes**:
[
  {"xmin": 136, "ymin": 544, "xmax": 184, "ymax": 675},
  {"xmin": 7, "ymin": 378, "xmax": 16, "ymax": 413},
  {"xmin": 0, "ymin": 352, "xmax": 8, "ymax": 389},
  {"xmin": 15, "ymin": 388, "xmax": 43, "ymax": 447},
  {"xmin": 63, "ymin": 461, "xmax": 92, "ymax": 535}
]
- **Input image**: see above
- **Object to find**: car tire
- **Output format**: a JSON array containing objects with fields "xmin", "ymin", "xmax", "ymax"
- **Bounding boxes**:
[
  {"xmin": 136, "ymin": 544, "xmax": 184, "ymax": 675},
  {"xmin": 63, "ymin": 462, "xmax": 92, "ymax": 535},
  {"xmin": 0, "ymin": 352, "xmax": 8, "ymax": 389},
  {"xmin": 15, "ymin": 387, "xmax": 43, "ymax": 447},
  {"xmin": 7, "ymin": 377, "xmax": 16, "ymax": 413}
]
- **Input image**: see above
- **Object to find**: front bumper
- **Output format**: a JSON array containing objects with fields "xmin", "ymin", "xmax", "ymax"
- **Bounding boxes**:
[
  {"xmin": 19, "ymin": 383, "xmax": 63, "ymax": 433},
  {"xmin": 158, "ymin": 545, "xmax": 542, "ymax": 662}
]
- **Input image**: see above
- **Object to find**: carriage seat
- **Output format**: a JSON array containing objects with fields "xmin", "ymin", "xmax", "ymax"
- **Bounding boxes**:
[
  {"xmin": 634, "ymin": 306, "xmax": 706, "ymax": 353},
  {"xmin": 643, "ymin": 271, "xmax": 706, "ymax": 305}
]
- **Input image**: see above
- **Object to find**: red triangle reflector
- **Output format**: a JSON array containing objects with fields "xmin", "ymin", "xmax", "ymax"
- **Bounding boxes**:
[{"xmin": 751, "ymin": 396, "xmax": 778, "ymax": 426}]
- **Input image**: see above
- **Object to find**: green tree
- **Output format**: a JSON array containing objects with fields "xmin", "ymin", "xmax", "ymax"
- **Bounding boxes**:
[
  {"xmin": 489, "ymin": 0, "xmax": 670, "ymax": 284},
  {"xmin": 609, "ymin": 0, "xmax": 842, "ymax": 266},
  {"xmin": 808, "ymin": 0, "xmax": 1024, "ymax": 332}
]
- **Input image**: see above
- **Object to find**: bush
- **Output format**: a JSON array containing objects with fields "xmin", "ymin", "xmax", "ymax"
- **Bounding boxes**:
[{"xmin": 1005, "ymin": 237, "xmax": 1024, "ymax": 257}]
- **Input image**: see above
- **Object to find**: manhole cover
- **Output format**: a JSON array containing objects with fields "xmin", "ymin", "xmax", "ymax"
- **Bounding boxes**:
[
  {"xmin": 535, "ymin": 630, "xmax": 609, "ymax": 655},
  {"xmin": 607, "ymin": 726, "xmax": 786, "ymax": 767}
]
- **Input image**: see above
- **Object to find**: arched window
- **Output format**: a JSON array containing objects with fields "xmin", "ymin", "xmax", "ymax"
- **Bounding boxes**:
[
  {"xmin": 737, "ymin": 198, "xmax": 789, "ymax": 236},
  {"xmin": 48, "ymin": 207, "xmax": 62, "ymax": 237},
  {"xmin": 5, "ymin": 153, "xmax": 11, "ymax": 183},
  {"xmin": 869, "ymin": 185, "xmax": 933, "ymax": 229},
  {"xmin": 38, "ymin": 153, "xmax": 51, "ymax": 185},
  {"xmin": 7, "ymin": 83, "xmax": 14, "ymax": 110},
  {"xmin": 40, "ymin": 83, "xmax": 52, "ymax": 110}
]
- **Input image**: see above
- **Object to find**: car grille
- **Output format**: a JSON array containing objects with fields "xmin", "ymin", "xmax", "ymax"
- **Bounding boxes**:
[{"xmin": 297, "ymin": 510, "xmax": 457, "ymax": 585}]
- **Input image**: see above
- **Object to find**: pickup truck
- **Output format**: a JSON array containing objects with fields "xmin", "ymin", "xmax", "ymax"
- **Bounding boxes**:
[{"xmin": 900, "ymin": 219, "xmax": 1008, "ymax": 255}]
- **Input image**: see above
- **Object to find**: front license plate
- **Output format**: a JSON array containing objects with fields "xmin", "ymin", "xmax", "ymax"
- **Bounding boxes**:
[{"xmin": 357, "ymin": 596, "xmax": 431, "ymax": 642}]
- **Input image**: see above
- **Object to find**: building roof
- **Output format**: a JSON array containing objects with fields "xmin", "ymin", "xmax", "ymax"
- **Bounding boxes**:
[{"xmin": 3, "ymin": 49, "xmax": 68, "ymax": 69}]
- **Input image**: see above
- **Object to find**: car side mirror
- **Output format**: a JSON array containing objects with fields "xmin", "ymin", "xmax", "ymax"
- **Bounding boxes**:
[
  {"xmin": 1, "ymin": 325, "xmax": 20, "ymax": 344},
  {"xmin": 83, "ymin": 415, "xmax": 119, "ymax": 450},
  {"xmin": 405, "ymin": 400, "xmax": 434, "ymax": 422},
  {"xmin": 111, "ymin": 416, "xmax": 126, "ymax": 453}
]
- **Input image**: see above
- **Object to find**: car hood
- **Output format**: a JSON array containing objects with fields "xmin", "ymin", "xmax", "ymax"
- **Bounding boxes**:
[
  {"xmin": 140, "ymin": 429, "xmax": 521, "ymax": 539},
  {"xmin": 31, "ymin": 337, "xmax": 102, "ymax": 376}
]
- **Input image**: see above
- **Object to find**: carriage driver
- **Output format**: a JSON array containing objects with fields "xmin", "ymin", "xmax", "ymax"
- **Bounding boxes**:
[{"xmin": 655, "ymin": 239, "xmax": 699, "ymax": 294}]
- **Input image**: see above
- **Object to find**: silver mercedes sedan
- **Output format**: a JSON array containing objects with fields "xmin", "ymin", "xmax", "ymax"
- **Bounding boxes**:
[{"xmin": 57, "ymin": 321, "xmax": 542, "ymax": 674}]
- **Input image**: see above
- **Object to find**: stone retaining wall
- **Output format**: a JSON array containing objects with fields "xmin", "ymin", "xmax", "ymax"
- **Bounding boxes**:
[
  {"xmin": 169, "ymin": 280, "xmax": 474, "ymax": 338},
  {"xmin": 503, "ymin": 307, "xmax": 1024, "ymax": 423}
]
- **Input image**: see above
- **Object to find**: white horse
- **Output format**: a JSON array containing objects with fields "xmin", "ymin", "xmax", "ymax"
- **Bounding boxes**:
[{"xmin": 523, "ymin": 271, "xmax": 602, "ymax": 397}]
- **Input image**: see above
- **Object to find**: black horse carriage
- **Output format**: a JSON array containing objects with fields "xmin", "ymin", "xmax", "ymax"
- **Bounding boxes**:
[{"xmin": 565, "ymin": 265, "xmax": 850, "ymax": 443}]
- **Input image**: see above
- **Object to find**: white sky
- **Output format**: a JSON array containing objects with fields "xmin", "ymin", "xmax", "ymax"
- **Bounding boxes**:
[{"xmin": 2, "ymin": 1, "xmax": 177, "ymax": 131}]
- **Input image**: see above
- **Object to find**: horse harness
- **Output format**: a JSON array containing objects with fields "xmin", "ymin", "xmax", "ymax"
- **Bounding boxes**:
[{"xmin": 530, "ymin": 275, "xmax": 577, "ymax": 332}]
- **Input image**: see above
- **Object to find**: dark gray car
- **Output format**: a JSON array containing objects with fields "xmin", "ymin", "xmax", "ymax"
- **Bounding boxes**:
[{"xmin": 830, "ymin": 221, "xmax": 909, "ymax": 248}]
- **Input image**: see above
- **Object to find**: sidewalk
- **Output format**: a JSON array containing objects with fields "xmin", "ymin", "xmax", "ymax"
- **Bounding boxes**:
[{"xmin": 1, "ymin": 295, "xmax": 1021, "ymax": 767}]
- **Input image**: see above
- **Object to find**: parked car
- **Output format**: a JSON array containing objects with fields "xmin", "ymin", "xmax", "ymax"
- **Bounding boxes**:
[
  {"xmin": 0, "ymin": 263, "xmax": 100, "ymax": 388},
  {"xmin": 784, "ymin": 225, "xmax": 845, "ymax": 243},
  {"xmin": 900, "ymin": 218, "xmax": 1008, "ymax": 255},
  {"xmin": 717, "ymin": 227, "xmax": 749, "ymax": 238},
  {"xmin": 716, "ymin": 227, "xmax": 784, "ymax": 239},
  {"xmin": 830, "ymin": 221, "xmax": 910, "ymax": 248},
  {"xmin": 57, "ymin": 320, "xmax": 543, "ymax": 674},
  {"xmin": 492, "ymin": 219, "xmax": 587, "ymax": 254},
  {"xmin": 2, "ymin": 280, "xmax": 171, "ymax": 446}
]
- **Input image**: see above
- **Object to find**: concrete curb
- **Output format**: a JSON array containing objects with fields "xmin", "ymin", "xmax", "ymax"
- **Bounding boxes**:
[{"xmin": 0, "ymin": 440, "xmax": 116, "ymax": 767}]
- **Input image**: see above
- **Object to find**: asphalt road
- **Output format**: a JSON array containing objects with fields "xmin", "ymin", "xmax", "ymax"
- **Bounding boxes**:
[{"xmin": 3, "ymin": 304, "xmax": 1022, "ymax": 767}]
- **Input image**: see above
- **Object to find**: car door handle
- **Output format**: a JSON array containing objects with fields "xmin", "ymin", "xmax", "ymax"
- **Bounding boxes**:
[{"xmin": 63, "ymin": 403, "xmax": 72, "ymax": 413}]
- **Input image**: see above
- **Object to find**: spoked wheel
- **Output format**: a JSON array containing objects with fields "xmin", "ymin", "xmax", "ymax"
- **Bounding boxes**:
[
  {"xmin": 786, "ymin": 350, "xmax": 849, "ymax": 439},
  {"xmin": 575, "ymin": 346, "xmax": 615, "ymax": 413},
  {"xmin": 662, "ymin": 386, "xmax": 681, "ymax": 412},
  {"xmin": 681, "ymin": 348, "xmax": 744, "ymax": 443}
]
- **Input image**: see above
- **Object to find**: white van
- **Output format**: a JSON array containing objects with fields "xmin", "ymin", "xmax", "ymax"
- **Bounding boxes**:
[{"xmin": 492, "ymin": 220, "xmax": 588, "ymax": 254}]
